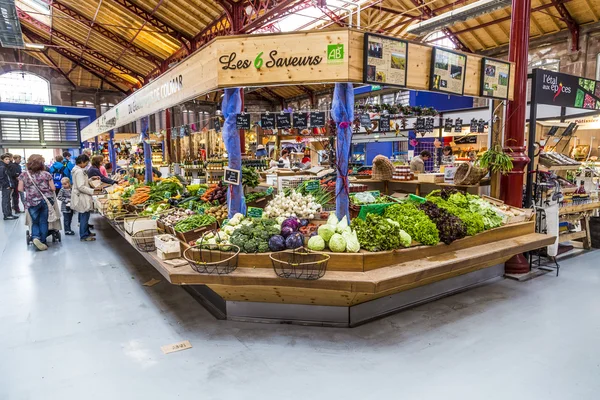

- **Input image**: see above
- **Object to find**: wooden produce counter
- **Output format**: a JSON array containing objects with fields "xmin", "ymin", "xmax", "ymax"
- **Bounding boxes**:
[
  {"xmin": 106, "ymin": 215, "xmax": 553, "ymax": 319},
  {"xmin": 356, "ymin": 178, "xmax": 490, "ymax": 196}
]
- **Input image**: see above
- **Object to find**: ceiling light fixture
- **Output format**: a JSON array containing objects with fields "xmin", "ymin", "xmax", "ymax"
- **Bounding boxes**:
[
  {"xmin": 24, "ymin": 42, "xmax": 44, "ymax": 49},
  {"xmin": 407, "ymin": 0, "xmax": 512, "ymax": 36}
]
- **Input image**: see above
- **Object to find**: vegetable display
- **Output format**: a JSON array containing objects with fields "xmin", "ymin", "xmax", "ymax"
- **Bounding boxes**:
[
  {"xmin": 149, "ymin": 177, "xmax": 183, "ymax": 202},
  {"xmin": 229, "ymin": 218, "xmax": 281, "ymax": 253},
  {"xmin": 245, "ymin": 191, "xmax": 269, "ymax": 203},
  {"xmin": 426, "ymin": 193, "xmax": 485, "ymax": 236},
  {"xmin": 186, "ymin": 184, "xmax": 208, "ymax": 196},
  {"xmin": 350, "ymin": 214, "xmax": 410, "ymax": 252},
  {"xmin": 158, "ymin": 209, "xmax": 196, "ymax": 226},
  {"xmin": 384, "ymin": 203, "xmax": 440, "ymax": 246},
  {"xmin": 140, "ymin": 202, "xmax": 170, "ymax": 216},
  {"xmin": 201, "ymin": 182, "xmax": 227, "ymax": 204},
  {"xmin": 263, "ymin": 191, "xmax": 321, "ymax": 219},
  {"xmin": 242, "ymin": 167, "xmax": 260, "ymax": 188},
  {"xmin": 174, "ymin": 214, "xmax": 216, "ymax": 232},
  {"xmin": 418, "ymin": 201, "xmax": 467, "ymax": 245},
  {"xmin": 129, "ymin": 186, "xmax": 151, "ymax": 205}
]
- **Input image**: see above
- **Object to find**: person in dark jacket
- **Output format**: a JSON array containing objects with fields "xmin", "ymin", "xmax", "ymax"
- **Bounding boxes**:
[
  {"xmin": 0, "ymin": 153, "xmax": 18, "ymax": 220},
  {"xmin": 49, "ymin": 155, "xmax": 71, "ymax": 195},
  {"xmin": 88, "ymin": 155, "xmax": 118, "ymax": 185},
  {"xmin": 8, "ymin": 154, "xmax": 23, "ymax": 213}
]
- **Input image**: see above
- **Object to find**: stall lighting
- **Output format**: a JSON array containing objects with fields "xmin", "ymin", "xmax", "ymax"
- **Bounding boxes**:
[
  {"xmin": 407, "ymin": 0, "xmax": 512, "ymax": 36},
  {"xmin": 24, "ymin": 43, "xmax": 45, "ymax": 49}
]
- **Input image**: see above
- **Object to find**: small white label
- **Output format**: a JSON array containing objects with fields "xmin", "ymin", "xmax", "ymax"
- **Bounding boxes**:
[{"xmin": 161, "ymin": 340, "xmax": 192, "ymax": 354}]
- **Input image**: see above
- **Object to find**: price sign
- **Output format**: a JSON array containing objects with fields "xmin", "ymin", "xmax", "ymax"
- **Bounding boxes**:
[
  {"xmin": 163, "ymin": 191, "xmax": 171, "ymax": 200},
  {"xmin": 161, "ymin": 340, "xmax": 192, "ymax": 355},
  {"xmin": 368, "ymin": 190, "xmax": 380, "ymax": 197},
  {"xmin": 236, "ymin": 114, "xmax": 251, "ymax": 130},
  {"xmin": 444, "ymin": 118, "xmax": 454, "ymax": 132},
  {"xmin": 276, "ymin": 112, "xmax": 291, "ymax": 129},
  {"xmin": 224, "ymin": 167, "xmax": 241, "ymax": 185},
  {"xmin": 425, "ymin": 117, "xmax": 435, "ymax": 132},
  {"xmin": 454, "ymin": 118, "xmax": 463, "ymax": 133},
  {"xmin": 261, "ymin": 113, "xmax": 276, "ymax": 129},
  {"xmin": 266, "ymin": 186, "xmax": 274, "ymax": 195},
  {"xmin": 360, "ymin": 114, "xmax": 372, "ymax": 127},
  {"xmin": 293, "ymin": 113, "xmax": 308, "ymax": 129},
  {"xmin": 477, "ymin": 119, "xmax": 486, "ymax": 133},
  {"xmin": 379, "ymin": 115, "xmax": 391, "ymax": 132},
  {"xmin": 415, "ymin": 117, "xmax": 425, "ymax": 132},
  {"xmin": 469, "ymin": 118, "xmax": 478, "ymax": 133},
  {"xmin": 214, "ymin": 117, "xmax": 221, "ymax": 132},
  {"xmin": 305, "ymin": 180, "xmax": 320, "ymax": 192},
  {"xmin": 247, "ymin": 207, "xmax": 264, "ymax": 218},
  {"xmin": 310, "ymin": 111, "xmax": 326, "ymax": 127}
]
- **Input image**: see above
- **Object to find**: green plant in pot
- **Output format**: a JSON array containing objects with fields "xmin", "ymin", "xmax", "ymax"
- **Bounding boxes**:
[{"xmin": 478, "ymin": 144, "xmax": 514, "ymax": 174}]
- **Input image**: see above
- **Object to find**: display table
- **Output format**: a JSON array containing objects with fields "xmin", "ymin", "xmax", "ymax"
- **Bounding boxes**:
[
  {"xmin": 355, "ymin": 178, "xmax": 490, "ymax": 196},
  {"xmin": 105, "ymin": 215, "xmax": 553, "ymax": 327}
]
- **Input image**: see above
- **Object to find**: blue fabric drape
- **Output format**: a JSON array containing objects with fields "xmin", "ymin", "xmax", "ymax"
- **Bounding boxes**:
[
  {"xmin": 108, "ymin": 129, "xmax": 116, "ymax": 171},
  {"xmin": 331, "ymin": 83, "xmax": 354, "ymax": 221},
  {"xmin": 141, "ymin": 116, "xmax": 153, "ymax": 183},
  {"xmin": 222, "ymin": 88, "xmax": 246, "ymax": 218}
]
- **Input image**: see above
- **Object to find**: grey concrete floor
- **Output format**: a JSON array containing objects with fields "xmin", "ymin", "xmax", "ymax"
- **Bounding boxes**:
[{"xmin": 1, "ymin": 215, "xmax": 599, "ymax": 400}]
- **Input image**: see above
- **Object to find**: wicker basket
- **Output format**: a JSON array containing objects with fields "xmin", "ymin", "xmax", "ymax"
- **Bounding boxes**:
[
  {"xmin": 270, "ymin": 248, "xmax": 330, "ymax": 280},
  {"xmin": 131, "ymin": 229, "xmax": 158, "ymax": 252},
  {"xmin": 183, "ymin": 231, "xmax": 240, "ymax": 275},
  {"xmin": 372, "ymin": 155, "xmax": 394, "ymax": 181},
  {"xmin": 453, "ymin": 163, "xmax": 488, "ymax": 185}
]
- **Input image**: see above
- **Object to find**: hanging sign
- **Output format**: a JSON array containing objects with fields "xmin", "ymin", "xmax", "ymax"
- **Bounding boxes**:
[
  {"xmin": 247, "ymin": 207, "xmax": 264, "ymax": 218},
  {"xmin": 214, "ymin": 117, "xmax": 221, "ymax": 132},
  {"xmin": 480, "ymin": 58, "xmax": 511, "ymax": 99},
  {"xmin": 43, "ymin": 106, "xmax": 57, "ymax": 113},
  {"xmin": 359, "ymin": 114, "xmax": 372, "ymax": 127},
  {"xmin": 534, "ymin": 69, "xmax": 600, "ymax": 110},
  {"xmin": 224, "ymin": 167, "xmax": 241, "ymax": 185},
  {"xmin": 425, "ymin": 117, "xmax": 435, "ymax": 133},
  {"xmin": 477, "ymin": 119, "xmax": 486, "ymax": 133},
  {"xmin": 454, "ymin": 118, "xmax": 463, "ymax": 133},
  {"xmin": 379, "ymin": 115, "xmax": 391, "ymax": 132},
  {"xmin": 310, "ymin": 111, "xmax": 326, "ymax": 127},
  {"xmin": 414, "ymin": 117, "xmax": 425, "ymax": 132},
  {"xmin": 363, "ymin": 33, "xmax": 408, "ymax": 88},
  {"xmin": 469, "ymin": 119, "xmax": 478, "ymax": 133},
  {"xmin": 276, "ymin": 112, "xmax": 292, "ymax": 129},
  {"xmin": 444, "ymin": 118, "xmax": 454, "ymax": 132},
  {"xmin": 293, "ymin": 113, "xmax": 308, "ymax": 129},
  {"xmin": 236, "ymin": 114, "xmax": 251, "ymax": 130},
  {"xmin": 454, "ymin": 135, "xmax": 477, "ymax": 144},
  {"xmin": 430, "ymin": 47, "xmax": 467, "ymax": 96},
  {"xmin": 261, "ymin": 113, "xmax": 276, "ymax": 129}
]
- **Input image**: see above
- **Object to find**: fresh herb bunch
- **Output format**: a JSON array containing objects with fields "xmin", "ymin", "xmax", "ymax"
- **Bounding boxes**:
[
  {"xmin": 350, "ymin": 214, "xmax": 403, "ymax": 251},
  {"xmin": 478, "ymin": 145, "xmax": 513, "ymax": 174},
  {"xmin": 245, "ymin": 191, "xmax": 268, "ymax": 203},
  {"xmin": 174, "ymin": 214, "xmax": 216, "ymax": 232},
  {"xmin": 426, "ymin": 195, "xmax": 485, "ymax": 236},
  {"xmin": 384, "ymin": 202, "xmax": 440, "ymax": 246},
  {"xmin": 242, "ymin": 167, "xmax": 260, "ymax": 188},
  {"xmin": 418, "ymin": 201, "xmax": 467, "ymax": 245}
]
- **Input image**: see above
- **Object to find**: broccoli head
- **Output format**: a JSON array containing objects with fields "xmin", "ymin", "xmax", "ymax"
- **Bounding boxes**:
[
  {"xmin": 243, "ymin": 239, "xmax": 258, "ymax": 253},
  {"xmin": 257, "ymin": 241, "xmax": 269, "ymax": 253}
]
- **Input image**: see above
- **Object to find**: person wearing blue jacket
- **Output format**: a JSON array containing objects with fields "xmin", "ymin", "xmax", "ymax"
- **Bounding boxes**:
[{"xmin": 48, "ymin": 155, "xmax": 71, "ymax": 195}]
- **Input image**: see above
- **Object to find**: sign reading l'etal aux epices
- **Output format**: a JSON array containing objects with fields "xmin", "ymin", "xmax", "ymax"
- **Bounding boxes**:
[{"xmin": 534, "ymin": 69, "xmax": 600, "ymax": 110}]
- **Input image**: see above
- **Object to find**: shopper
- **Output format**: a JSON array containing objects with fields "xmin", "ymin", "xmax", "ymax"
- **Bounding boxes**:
[
  {"xmin": 18, "ymin": 154, "xmax": 55, "ymax": 251},
  {"xmin": 11, "ymin": 154, "xmax": 24, "ymax": 213},
  {"xmin": 104, "ymin": 162, "xmax": 113, "ymax": 176},
  {"xmin": 49, "ymin": 155, "xmax": 71, "ymax": 195},
  {"xmin": 71, "ymin": 154, "xmax": 100, "ymax": 242},
  {"xmin": 57, "ymin": 177, "xmax": 74, "ymax": 236},
  {"xmin": 441, "ymin": 146, "xmax": 455, "ymax": 165},
  {"xmin": 409, "ymin": 150, "xmax": 431, "ymax": 174},
  {"xmin": 88, "ymin": 155, "xmax": 118, "ymax": 185},
  {"xmin": 0, "ymin": 153, "xmax": 18, "ymax": 220},
  {"xmin": 82, "ymin": 149, "xmax": 93, "ymax": 171},
  {"xmin": 62, "ymin": 151, "xmax": 75, "ymax": 174}
]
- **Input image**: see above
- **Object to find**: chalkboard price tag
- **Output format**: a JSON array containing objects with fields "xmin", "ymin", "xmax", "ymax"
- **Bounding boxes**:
[
  {"xmin": 469, "ymin": 119, "xmax": 478, "ymax": 133},
  {"xmin": 236, "ymin": 114, "xmax": 251, "ymax": 130},
  {"xmin": 305, "ymin": 180, "xmax": 320, "ymax": 192},
  {"xmin": 425, "ymin": 117, "xmax": 435, "ymax": 132},
  {"xmin": 293, "ymin": 113, "xmax": 308, "ymax": 129},
  {"xmin": 454, "ymin": 118, "xmax": 463, "ymax": 133},
  {"xmin": 477, "ymin": 119, "xmax": 486, "ymax": 133},
  {"xmin": 379, "ymin": 115, "xmax": 391, "ymax": 132},
  {"xmin": 224, "ymin": 167, "xmax": 240, "ymax": 185},
  {"xmin": 360, "ymin": 114, "xmax": 372, "ymax": 127},
  {"xmin": 247, "ymin": 207, "xmax": 263, "ymax": 218},
  {"xmin": 415, "ymin": 117, "xmax": 425, "ymax": 132},
  {"xmin": 444, "ymin": 118, "xmax": 453, "ymax": 132},
  {"xmin": 276, "ymin": 113, "xmax": 291, "ymax": 129},
  {"xmin": 214, "ymin": 117, "xmax": 221, "ymax": 132},
  {"xmin": 261, "ymin": 113, "xmax": 276, "ymax": 129},
  {"xmin": 310, "ymin": 112, "xmax": 326, "ymax": 127}
]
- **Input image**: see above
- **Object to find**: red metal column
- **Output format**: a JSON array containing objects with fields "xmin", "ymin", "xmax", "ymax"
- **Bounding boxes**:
[{"xmin": 501, "ymin": 0, "xmax": 532, "ymax": 274}]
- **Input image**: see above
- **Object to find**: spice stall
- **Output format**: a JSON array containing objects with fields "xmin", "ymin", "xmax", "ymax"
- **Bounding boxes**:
[{"xmin": 85, "ymin": 29, "xmax": 553, "ymax": 327}]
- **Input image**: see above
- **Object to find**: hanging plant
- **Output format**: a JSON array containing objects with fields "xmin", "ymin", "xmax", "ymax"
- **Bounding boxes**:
[{"xmin": 478, "ymin": 144, "xmax": 514, "ymax": 174}]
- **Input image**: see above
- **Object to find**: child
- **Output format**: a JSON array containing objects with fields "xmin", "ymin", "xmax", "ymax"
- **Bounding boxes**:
[{"xmin": 57, "ymin": 177, "xmax": 75, "ymax": 235}]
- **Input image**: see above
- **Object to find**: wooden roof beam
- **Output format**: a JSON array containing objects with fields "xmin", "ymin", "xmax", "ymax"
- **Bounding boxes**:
[
  {"xmin": 260, "ymin": 87, "xmax": 286, "ymax": 109},
  {"xmin": 22, "ymin": 26, "xmax": 131, "ymax": 93},
  {"xmin": 407, "ymin": 0, "xmax": 470, "ymax": 52},
  {"xmin": 51, "ymin": 1, "xmax": 161, "ymax": 66},
  {"xmin": 550, "ymin": 0, "xmax": 580, "ymax": 51},
  {"xmin": 17, "ymin": 8, "xmax": 145, "ymax": 81}
]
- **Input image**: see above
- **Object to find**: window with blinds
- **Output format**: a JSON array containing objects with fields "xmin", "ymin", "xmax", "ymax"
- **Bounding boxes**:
[
  {"xmin": 42, "ymin": 120, "xmax": 78, "ymax": 142},
  {"xmin": 0, "ymin": 116, "xmax": 80, "ymax": 145}
]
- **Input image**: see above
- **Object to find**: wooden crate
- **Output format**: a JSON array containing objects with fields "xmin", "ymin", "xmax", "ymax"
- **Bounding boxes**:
[
  {"xmin": 417, "ymin": 173, "xmax": 445, "ymax": 183},
  {"xmin": 175, "ymin": 222, "xmax": 218, "ymax": 244}
]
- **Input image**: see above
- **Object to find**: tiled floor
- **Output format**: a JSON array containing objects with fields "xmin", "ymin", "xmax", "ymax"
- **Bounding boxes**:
[{"xmin": 1, "ymin": 215, "xmax": 599, "ymax": 400}]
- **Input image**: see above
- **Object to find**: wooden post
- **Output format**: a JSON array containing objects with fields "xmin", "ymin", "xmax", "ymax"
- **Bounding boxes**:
[{"xmin": 490, "ymin": 99, "xmax": 504, "ymax": 199}]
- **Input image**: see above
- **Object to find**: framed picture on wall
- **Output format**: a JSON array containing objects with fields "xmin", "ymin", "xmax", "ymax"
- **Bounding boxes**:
[
  {"xmin": 363, "ymin": 33, "xmax": 409, "ymax": 88},
  {"xmin": 429, "ymin": 47, "xmax": 467, "ymax": 96},
  {"xmin": 480, "ymin": 57, "xmax": 511, "ymax": 99}
]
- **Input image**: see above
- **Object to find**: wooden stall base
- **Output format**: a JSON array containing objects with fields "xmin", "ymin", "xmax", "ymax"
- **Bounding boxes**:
[{"xmin": 106, "ymin": 215, "xmax": 554, "ymax": 310}]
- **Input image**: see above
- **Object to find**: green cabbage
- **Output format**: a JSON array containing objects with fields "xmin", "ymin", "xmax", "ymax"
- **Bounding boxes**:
[
  {"xmin": 327, "ymin": 213, "xmax": 339, "ymax": 226},
  {"xmin": 399, "ymin": 230, "xmax": 411, "ymax": 247},
  {"xmin": 318, "ymin": 224, "xmax": 336, "ymax": 242},
  {"xmin": 336, "ymin": 216, "xmax": 348, "ymax": 233},
  {"xmin": 329, "ymin": 233, "xmax": 347, "ymax": 252},
  {"xmin": 308, "ymin": 235, "xmax": 326, "ymax": 251},
  {"xmin": 342, "ymin": 230, "xmax": 360, "ymax": 253}
]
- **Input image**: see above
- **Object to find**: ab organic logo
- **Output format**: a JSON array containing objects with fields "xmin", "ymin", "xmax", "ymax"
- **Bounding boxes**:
[{"xmin": 327, "ymin": 44, "xmax": 344, "ymax": 64}]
